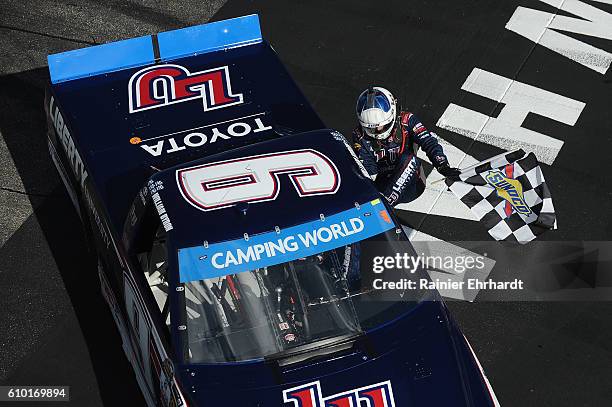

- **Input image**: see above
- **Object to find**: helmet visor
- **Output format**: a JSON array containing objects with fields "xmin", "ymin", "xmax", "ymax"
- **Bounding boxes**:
[{"xmin": 363, "ymin": 121, "xmax": 395, "ymax": 138}]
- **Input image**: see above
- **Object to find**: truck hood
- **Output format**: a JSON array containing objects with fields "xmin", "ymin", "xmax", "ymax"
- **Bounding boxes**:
[{"xmin": 177, "ymin": 301, "xmax": 496, "ymax": 406}]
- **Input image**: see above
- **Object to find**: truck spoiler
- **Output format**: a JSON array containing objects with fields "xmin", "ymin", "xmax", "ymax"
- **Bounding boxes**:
[{"xmin": 47, "ymin": 14, "xmax": 262, "ymax": 84}]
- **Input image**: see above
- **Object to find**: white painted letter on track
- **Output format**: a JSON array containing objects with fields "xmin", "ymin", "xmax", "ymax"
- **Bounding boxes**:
[
  {"xmin": 436, "ymin": 68, "xmax": 585, "ymax": 165},
  {"xmin": 506, "ymin": 0, "xmax": 612, "ymax": 74}
]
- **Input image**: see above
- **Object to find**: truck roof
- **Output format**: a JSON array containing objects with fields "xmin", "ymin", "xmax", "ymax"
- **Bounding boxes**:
[
  {"xmin": 150, "ymin": 129, "xmax": 382, "ymax": 251},
  {"xmin": 47, "ymin": 15, "xmax": 325, "ymax": 231}
]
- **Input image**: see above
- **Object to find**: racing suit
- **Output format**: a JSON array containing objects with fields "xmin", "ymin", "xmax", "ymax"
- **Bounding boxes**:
[{"xmin": 352, "ymin": 111, "xmax": 450, "ymax": 206}]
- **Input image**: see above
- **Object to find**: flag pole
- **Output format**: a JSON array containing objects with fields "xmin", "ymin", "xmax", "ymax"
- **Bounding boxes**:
[{"xmin": 430, "ymin": 176, "xmax": 451, "ymax": 186}]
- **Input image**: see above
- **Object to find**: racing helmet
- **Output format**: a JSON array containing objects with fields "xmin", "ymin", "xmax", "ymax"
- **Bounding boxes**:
[{"xmin": 356, "ymin": 87, "xmax": 397, "ymax": 140}]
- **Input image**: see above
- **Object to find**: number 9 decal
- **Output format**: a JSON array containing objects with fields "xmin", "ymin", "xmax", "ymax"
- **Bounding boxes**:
[{"xmin": 176, "ymin": 149, "xmax": 341, "ymax": 211}]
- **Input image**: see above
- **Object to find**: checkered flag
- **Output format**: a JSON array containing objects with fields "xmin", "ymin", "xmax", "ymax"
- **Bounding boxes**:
[{"xmin": 445, "ymin": 150, "xmax": 556, "ymax": 243}]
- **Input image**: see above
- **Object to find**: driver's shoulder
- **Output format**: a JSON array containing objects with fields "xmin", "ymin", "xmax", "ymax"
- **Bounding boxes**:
[{"xmin": 399, "ymin": 110, "xmax": 417, "ymax": 125}]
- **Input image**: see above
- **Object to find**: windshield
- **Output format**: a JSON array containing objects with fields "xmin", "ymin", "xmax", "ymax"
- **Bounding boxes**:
[{"xmin": 178, "ymin": 201, "xmax": 426, "ymax": 363}]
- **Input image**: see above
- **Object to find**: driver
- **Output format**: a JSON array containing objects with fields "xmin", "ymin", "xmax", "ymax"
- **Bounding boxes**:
[{"xmin": 352, "ymin": 87, "xmax": 460, "ymax": 206}]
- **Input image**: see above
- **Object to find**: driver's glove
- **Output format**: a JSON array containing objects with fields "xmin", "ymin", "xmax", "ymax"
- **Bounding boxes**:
[
  {"xmin": 433, "ymin": 155, "xmax": 461, "ymax": 179},
  {"xmin": 437, "ymin": 163, "xmax": 461, "ymax": 179}
]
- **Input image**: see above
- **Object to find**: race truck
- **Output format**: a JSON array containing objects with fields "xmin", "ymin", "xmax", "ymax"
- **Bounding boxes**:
[{"xmin": 45, "ymin": 14, "xmax": 499, "ymax": 407}]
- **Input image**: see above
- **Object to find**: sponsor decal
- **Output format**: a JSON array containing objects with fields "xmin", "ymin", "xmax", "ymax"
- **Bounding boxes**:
[
  {"xmin": 433, "ymin": 155, "xmax": 446, "ymax": 166},
  {"xmin": 485, "ymin": 166, "xmax": 532, "ymax": 217},
  {"xmin": 283, "ymin": 380, "xmax": 396, "ymax": 407},
  {"xmin": 373, "ymin": 145, "xmax": 401, "ymax": 163},
  {"xmin": 379, "ymin": 209, "xmax": 391, "ymax": 223},
  {"xmin": 387, "ymin": 191, "xmax": 399, "ymax": 204},
  {"xmin": 83, "ymin": 186, "xmax": 111, "ymax": 249},
  {"xmin": 134, "ymin": 114, "xmax": 273, "ymax": 157},
  {"xmin": 177, "ymin": 149, "xmax": 340, "ymax": 212},
  {"xmin": 48, "ymin": 96, "xmax": 88, "ymax": 188},
  {"xmin": 391, "ymin": 155, "xmax": 419, "ymax": 193},
  {"xmin": 128, "ymin": 64, "xmax": 243, "ymax": 113},
  {"xmin": 177, "ymin": 200, "xmax": 394, "ymax": 283},
  {"xmin": 148, "ymin": 180, "xmax": 173, "ymax": 232},
  {"xmin": 413, "ymin": 122, "xmax": 426, "ymax": 134},
  {"xmin": 371, "ymin": 198, "xmax": 392, "ymax": 223}
]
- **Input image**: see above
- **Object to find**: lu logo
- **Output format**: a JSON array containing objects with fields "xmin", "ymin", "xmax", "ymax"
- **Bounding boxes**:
[
  {"xmin": 283, "ymin": 380, "xmax": 396, "ymax": 407},
  {"xmin": 128, "ymin": 63, "xmax": 243, "ymax": 113}
]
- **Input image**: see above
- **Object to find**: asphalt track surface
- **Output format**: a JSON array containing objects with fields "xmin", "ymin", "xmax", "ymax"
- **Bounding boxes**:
[{"xmin": 0, "ymin": 1, "xmax": 611, "ymax": 406}]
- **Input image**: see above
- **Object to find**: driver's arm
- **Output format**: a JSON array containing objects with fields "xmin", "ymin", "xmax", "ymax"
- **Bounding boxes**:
[
  {"xmin": 352, "ymin": 128, "xmax": 378, "ymax": 180},
  {"xmin": 401, "ymin": 113, "xmax": 448, "ymax": 168}
]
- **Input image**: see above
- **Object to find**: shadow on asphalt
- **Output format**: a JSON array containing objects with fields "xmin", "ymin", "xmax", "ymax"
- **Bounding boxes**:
[{"xmin": 0, "ymin": 68, "xmax": 144, "ymax": 406}]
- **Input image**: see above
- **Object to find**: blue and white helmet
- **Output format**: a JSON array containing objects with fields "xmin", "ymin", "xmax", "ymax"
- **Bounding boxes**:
[{"xmin": 356, "ymin": 87, "xmax": 397, "ymax": 140}]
